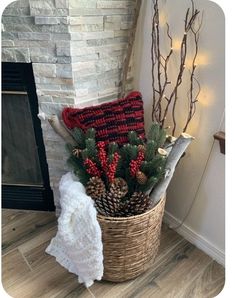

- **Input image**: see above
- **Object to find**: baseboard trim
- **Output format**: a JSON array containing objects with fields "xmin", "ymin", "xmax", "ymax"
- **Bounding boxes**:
[{"xmin": 163, "ymin": 210, "xmax": 225, "ymax": 266}]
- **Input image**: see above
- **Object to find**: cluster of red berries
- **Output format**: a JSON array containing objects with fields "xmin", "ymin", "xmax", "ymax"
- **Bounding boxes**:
[
  {"xmin": 84, "ymin": 142, "xmax": 120, "ymax": 182},
  {"xmin": 130, "ymin": 151, "xmax": 145, "ymax": 177},
  {"xmin": 97, "ymin": 141, "xmax": 108, "ymax": 171},
  {"xmin": 107, "ymin": 152, "xmax": 120, "ymax": 183},
  {"xmin": 84, "ymin": 158, "xmax": 101, "ymax": 177}
]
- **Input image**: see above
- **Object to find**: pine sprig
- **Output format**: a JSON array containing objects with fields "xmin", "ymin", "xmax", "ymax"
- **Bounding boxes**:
[
  {"xmin": 85, "ymin": 128, "xmax": 96, "ymax": 139},
  {"xmin": 71, "ymin": 127, "xmax": 86, "ymax": 149},
  {"xmin": 108, "ymin": 142, "xmax": 119, "ymax": 156},
  {"xmin": 81, "ymin": 148, "xmax": 89, "ymax": 161},
  {"xmin": 85, "ymin": 138, "xmax": 97, "ymax": 159},
  {"xmin": 147, "ymin": 123, "xmax": 166, "ymax": 148},
  {"xmin": 145, "ymin": 140, "xmax": 156, "ymax": 161},
  {"xmin": 121, "ymin": 144, "xmax": 138, "ymax": 163},
  {"xmin": 138, "ymin": 176, "xmax": 159, "ymax": 192},
  {"xmin": 128, "ymin": 131, "xmax": 144, "ymax": 145},
  {"xmin": 67, "ymin": 155, "xmax": 90, "ymax": 185},
  {"xmin": 148, "ymin": 123, "xmax": 160, "ymax": 141},
  {"xmin": 65, "ymin": 142, "xmax": 74, "ymax": 154}
]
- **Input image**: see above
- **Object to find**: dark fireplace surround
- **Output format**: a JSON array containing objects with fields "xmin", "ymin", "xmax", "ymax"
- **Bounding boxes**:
[{"xmin": 2, "ymin": 62, "xmax": 55, "ymax": 211}]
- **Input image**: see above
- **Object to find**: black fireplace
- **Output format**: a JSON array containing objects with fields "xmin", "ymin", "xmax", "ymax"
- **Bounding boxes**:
[{"xmin": 2, "ymin": 62, "xmax": 54, "ymax": 211}]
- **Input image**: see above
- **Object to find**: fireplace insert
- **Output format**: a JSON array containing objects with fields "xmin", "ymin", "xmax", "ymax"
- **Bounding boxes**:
[{"xmin": 2, "ymin": 62, "xmax": 54, "ymax": 211}]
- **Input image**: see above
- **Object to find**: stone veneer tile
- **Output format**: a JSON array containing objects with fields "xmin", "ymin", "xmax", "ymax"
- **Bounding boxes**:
[
  {"xmin": 2, "ymin": 47, "xmax": 30, "ymax": 63},
  {"xmin": 69, "ymin": 0, "xmax": 97, "ymax": 9},
  {"xmin": 114, "ymin": 30, "xmax": 130, "ymax": 38},
  {"xmin": 69, "ymin": 8, "xmax": 133, "ymax": 16},
  {"xmin": 72, "ymin": 54, "xmax": 99, "ymax": 62},
  {"xmin": 18, "ymin": 32, "xmax": 51, "ymax": 40},
  {"xmin": 97, "ymin": 1, "xmax": 135, "ymax": 9},
  {"xmin": 30, "ymin": 8, "xmax": 69, "ymax": 16},
  {"xmin": 35, "ymin": 77, "xmax": 73, "ymax": 85},
  {"xmin": 7, "ymin": 0, "xmax": 30, "ymax": 8},
  {"xmin": 37, "ymin": 89, "xmax": 76, "ymax": 97},
  {"xmin": 30, "ymin": 47, "xmax": 56, "ymax": 57},
  {"xmin": 72, "ymin": 61, "xmax": 96, "ymax": 71},
  {"xmin": 33, "ymin": 63, "xmax": 57, "ymax": 78},
  {"xmin": 15, "ymin": 48, "xmax": 31, "ymax": 62},
  {"xmin": 41, "ymin": 24, "xmax": 68, "ymax": 33},
  {"xmin": 50, "ymin": 33, "xmax": 71, "ymax": 40},
  {"xmin": 32, "ymin": 56, "xmax": 58, "ymax": 64},
  {"xmin": 86, "ymin": 36, "xmax": 128, "ymax": 46},
  {"xmin": 57, "ymin": 57, "xmax": 72, "ymax": 64},
  {"xmin": 35, "ymin": 16, "xmax": 60, "ymax": 25},
  {"xmin": 29, "ymin": 0, "xmax": 55, "ymax": 10},
  {"xmin": 95, "ymin": 59, "xmax": 120, "ymax": 73},
  {"xmin": 69, "ymin": 16, "xmax": 103, "ymax": 25},
  {"xmin": 55, "ymin": 0, "xmax": 69, "ymax": 9},
  {"xmin": 37, "ymin": 95, "xmax": 53, "ymax": 103},
  {"xmin": 1, "ymin": 40, "xmax": 15, "ymax": 47},
  {"xmin": 39, "ymin": 102, "xmax": 72, "ymax": 116},
  {"xmin": 3, "ymin": 23, "xmax": 42, "ymax": 33},
  {"xmin": 56, "ymin": 64, "xmax": 73, "ymax": 78},
  {"xmin": 2, "ymin": 16, "xmax": 34, "ymax": 24},
  {"xmin": 2, "ymin": 48, "xmax": 16, "ymax": 62},
  {"xmin": 69, "ymin": 24, "xmax": 104, "ymax": 32},
  {"xmin": 3, "ymin": 7, "xmax": 30, "ymax": 16},
  {"xmin": 56, "ymin": 46, "xmax": 71, "ymax": 57}
]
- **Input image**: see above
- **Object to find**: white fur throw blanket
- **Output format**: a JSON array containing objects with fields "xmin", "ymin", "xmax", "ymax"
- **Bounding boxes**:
[{"xmin": 46, "ymin": 172, "xmax": 103, "ymax": 287}]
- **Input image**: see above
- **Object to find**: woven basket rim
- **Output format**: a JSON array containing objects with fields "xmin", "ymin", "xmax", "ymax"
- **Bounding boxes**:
[{"xmin": 97, "ymin": 196, "xmax": 165, "ymax": 222}]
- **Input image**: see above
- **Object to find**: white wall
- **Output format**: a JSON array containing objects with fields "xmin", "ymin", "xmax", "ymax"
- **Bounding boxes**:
[{"xmin": 134, "ymin": 0, "xmax": 225, "ymax": 265}]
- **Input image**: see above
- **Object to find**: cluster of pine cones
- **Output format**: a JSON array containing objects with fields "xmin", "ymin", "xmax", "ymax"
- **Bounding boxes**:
[{"xmin": 86, "ymin": 177, "xmax": 150, "ymax": 217}]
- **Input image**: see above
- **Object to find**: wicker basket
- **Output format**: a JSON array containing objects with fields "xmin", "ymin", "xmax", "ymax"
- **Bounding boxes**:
[{"xmin": 97, "ymin": 196, "xmax": 166, "ymax": 282}]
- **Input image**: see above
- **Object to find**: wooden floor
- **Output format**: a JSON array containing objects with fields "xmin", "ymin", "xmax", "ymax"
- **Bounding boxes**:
[{"xmin": 2, "ymin": 209, "xmax": 225, "ymax": 298}]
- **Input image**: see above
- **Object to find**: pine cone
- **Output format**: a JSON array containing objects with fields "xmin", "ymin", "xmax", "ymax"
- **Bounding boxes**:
[
  {"xmin": 136, "ymin": 171, "xmax": 148, "ymax": 185},
  {"xmin": 72, "ymin": 147, "xmax": 81, "ymax": 157},
  {"xmin": 137, "ymin": 144, "xmax": 146, "ymax": 153},
  {"xmin": 86, "ymin": 176, "xmax": 106, "ymax": 200},
  {"xmin": 109, "ymin": 178, "xmax": 128, "ymax": 198},
  {"xmin": 95, "ymin": 193, "xmax": 120, "ymax": 217},
  {"xmin": 94, "ymin": 178, "xmax": 128, "ymax": 217},
  {"xmin": 121, "ymin": 192, "xmax": 151, "ymax": 216}
]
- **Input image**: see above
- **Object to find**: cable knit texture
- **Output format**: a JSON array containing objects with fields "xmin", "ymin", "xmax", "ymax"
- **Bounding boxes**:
[{"xmin": 46, "ymin": 172, "xmax": 103, "ymax": 288}]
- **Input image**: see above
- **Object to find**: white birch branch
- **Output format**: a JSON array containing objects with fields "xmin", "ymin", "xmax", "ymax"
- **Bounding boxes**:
[
  {"xmin": 150, "ymin": 133, "xmax": 195, "ymax": 206},
  {"xmin": 48, "ymin": 114, "xmax": 77, "ymax": 146}
]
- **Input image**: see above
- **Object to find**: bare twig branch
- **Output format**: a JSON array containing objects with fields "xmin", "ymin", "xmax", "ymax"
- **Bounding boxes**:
[
  {"xmin": 183, "ymin": 10, "xmax": 203, "ymax": 132},
  {"xmin": 151, "ymin": 1, "xmax": 174, "ymax": 123},
  {"xmin": 151, "ymin": 0, "xmax": 202, "ymax": 135}
]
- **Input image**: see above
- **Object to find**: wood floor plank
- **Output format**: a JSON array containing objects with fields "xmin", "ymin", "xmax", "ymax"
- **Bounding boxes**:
[
  {"xmin": 19, "ymin": 227, "xmax": 57, "ymax": 269},
  {"xmin": 2, "ymin": 248, "xmax": 31, "ymax": 290},
  {"xmin": 24, "ymin": 240, "xmax": 55, "ymax": 270},
  {"xmin": 2, "ymin": 211, "xmax": 56, "ymax": 255},
  {"xmin": 4, "ymin": 256, "xmax": 84, "ymax": 298},
  {"xmin": 181, "ymin": 260, "xmax": 225, "ymax": 298},
  {"xmin": 18, "ymin": 226, "xmax": 56, "ymax": 255},
  {"xmin": 2, "ymin": 209, "xmax": 28, "ymax": 227}
]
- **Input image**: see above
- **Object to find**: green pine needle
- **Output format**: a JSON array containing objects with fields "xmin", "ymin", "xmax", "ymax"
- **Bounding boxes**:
[{"xmin": 71, "ymin": 127, "xmax": 86, "ymax": 149}]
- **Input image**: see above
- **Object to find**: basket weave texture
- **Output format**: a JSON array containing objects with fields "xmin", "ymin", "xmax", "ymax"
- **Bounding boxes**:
[{"xmin": 97, "ymin": 196, "xmax": 166, "ymax": 282}]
